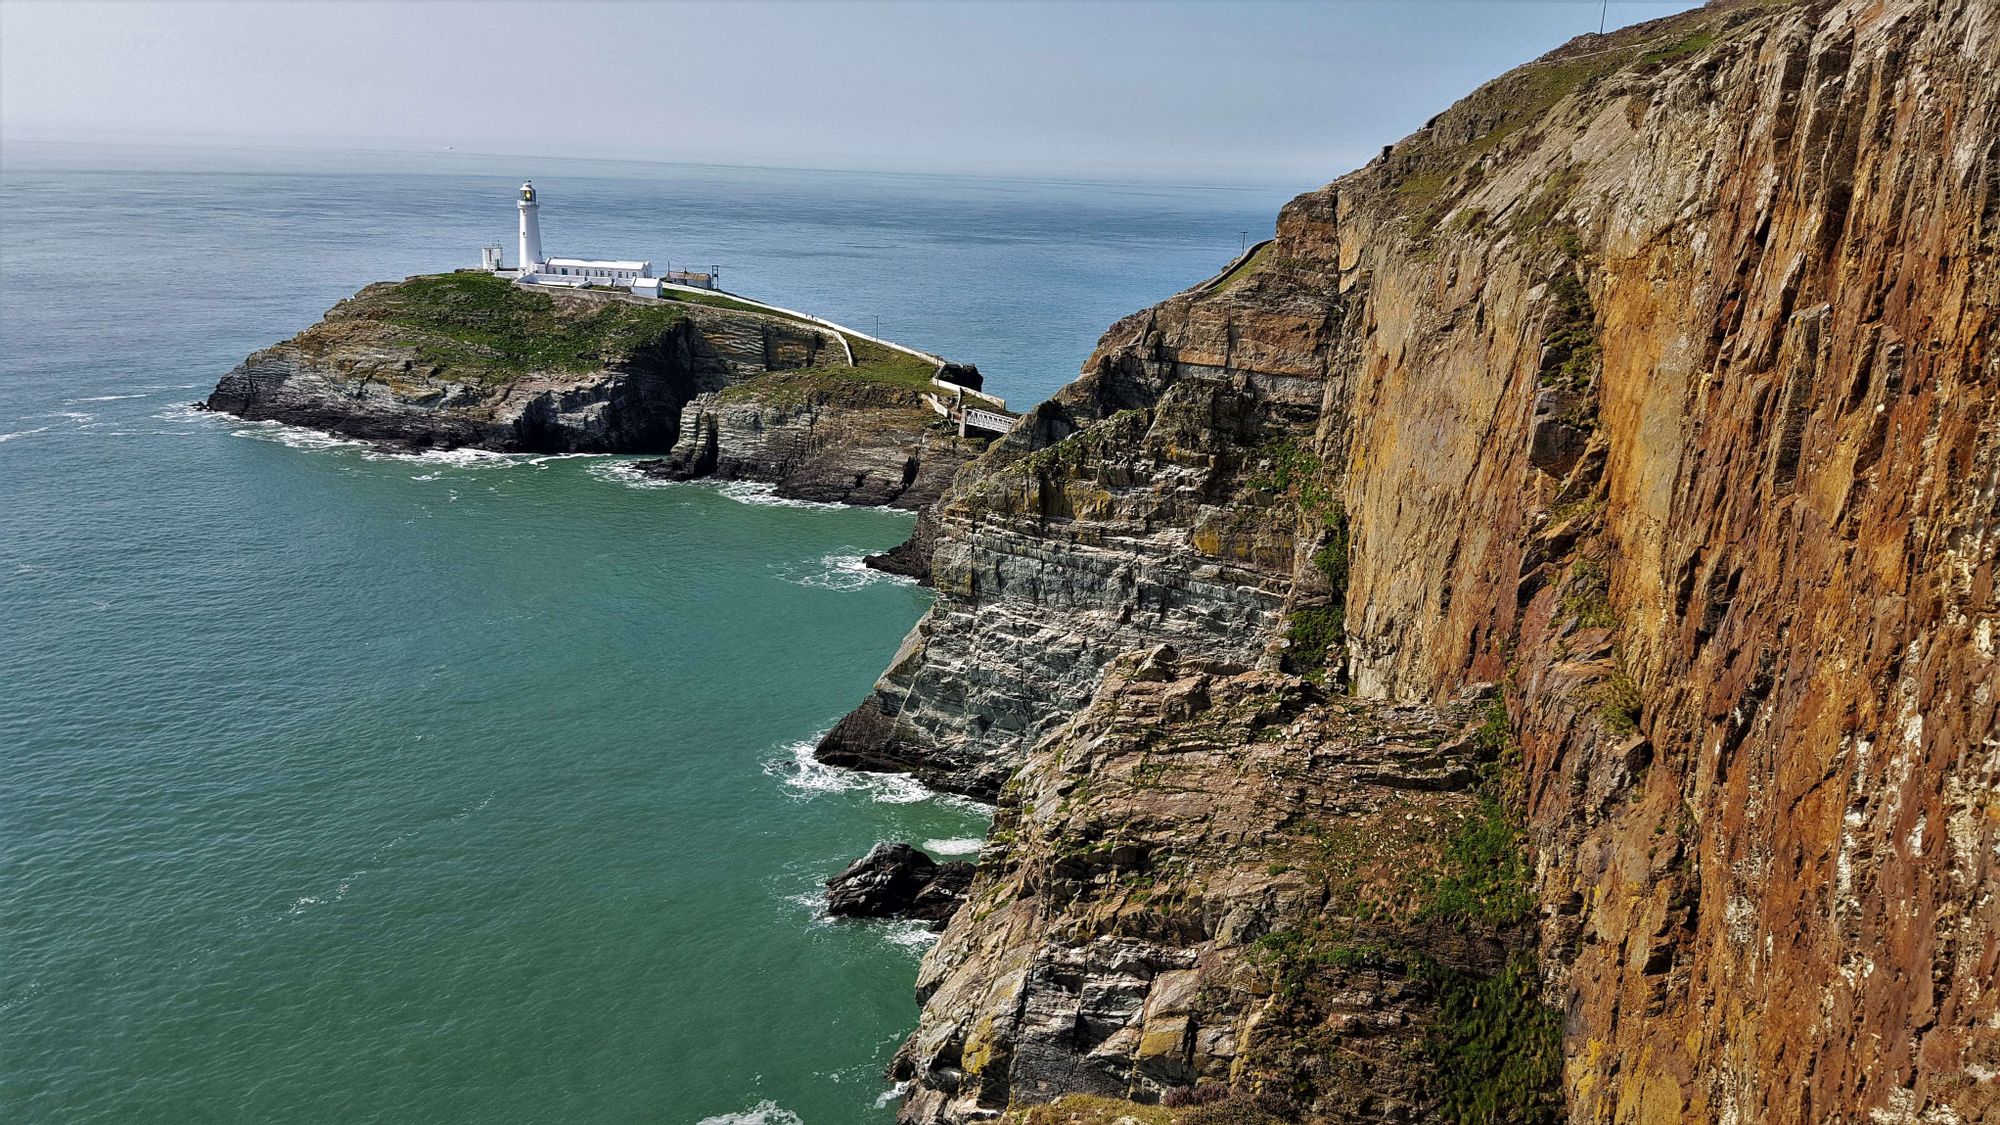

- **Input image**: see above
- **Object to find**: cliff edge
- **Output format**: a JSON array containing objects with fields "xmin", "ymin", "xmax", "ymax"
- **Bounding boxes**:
[
  {"xmin": 206, "ymin": 273, "xmax": 984, "ymax": 508},
  {"xmin": 832, "ymin": 1, "xmax": 1999, "ymax": 1121}
]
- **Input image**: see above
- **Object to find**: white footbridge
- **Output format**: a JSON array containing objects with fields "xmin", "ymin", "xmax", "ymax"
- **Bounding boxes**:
[{"xmin": 925, "ymin": 379, "xmax": 1020, "ymax": 436}]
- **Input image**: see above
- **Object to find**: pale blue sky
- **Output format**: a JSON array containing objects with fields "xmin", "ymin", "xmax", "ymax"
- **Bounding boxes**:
[{"xmin": 1, "ymin": 0, "xmax": 1702, "ymax": 184}]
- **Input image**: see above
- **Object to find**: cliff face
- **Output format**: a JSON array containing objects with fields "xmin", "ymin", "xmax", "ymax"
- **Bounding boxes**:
[
  {"xmin": 206, "ymin": 274, "xmax": 982, "ymax": 506},
  {"xmin": 855, "ymin": 1, "xmax": 2000, "ymax": 1121},
  {"xmin": 644, "ymin": 371, "xmax": 978, "ymax": 510}
]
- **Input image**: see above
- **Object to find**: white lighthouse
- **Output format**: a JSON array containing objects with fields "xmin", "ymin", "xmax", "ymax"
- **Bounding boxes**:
[{"xmin": 517, "ymin": 181, "xmax": 544, "ymax": 272}]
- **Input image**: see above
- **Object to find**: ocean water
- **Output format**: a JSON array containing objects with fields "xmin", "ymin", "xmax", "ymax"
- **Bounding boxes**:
[{"xmin": 0, "ymin": 143, "xmax": 1295, "ymax": 1124}]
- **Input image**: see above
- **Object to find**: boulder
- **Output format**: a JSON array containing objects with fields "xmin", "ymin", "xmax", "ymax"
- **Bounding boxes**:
[{"xmin": 826, "ymin": 842, "xmax": 973, "ymax": 924}]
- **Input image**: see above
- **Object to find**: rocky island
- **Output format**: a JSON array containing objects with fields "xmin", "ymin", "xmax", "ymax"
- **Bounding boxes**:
[
  {"xmin": 810, "ymin": 1, "xmax": 1997, "ymax": 1122},
  {"xmin": 205, "ymin": 272, "xmax": 987, "ymax": 508}
]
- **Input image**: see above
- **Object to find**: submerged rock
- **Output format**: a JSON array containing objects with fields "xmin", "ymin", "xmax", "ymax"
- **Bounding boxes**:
[{"xmin": 826, "ymin": 843, "xmax": 974, "ymax": 925}]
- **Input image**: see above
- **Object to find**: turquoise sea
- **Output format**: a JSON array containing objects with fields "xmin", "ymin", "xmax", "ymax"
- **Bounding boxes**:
[{"xmin": 0, "ymin": 143, "xmax": 1292, "ymax": 1124}]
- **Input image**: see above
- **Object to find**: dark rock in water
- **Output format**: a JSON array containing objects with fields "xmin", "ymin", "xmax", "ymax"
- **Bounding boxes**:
[
  {"xmin": 862, "ymin": 509, "xmax": 941, "ymax": 584},
  {"xmin": 826, "ymin": 842, "xmax": 973, "ymax": 925}
]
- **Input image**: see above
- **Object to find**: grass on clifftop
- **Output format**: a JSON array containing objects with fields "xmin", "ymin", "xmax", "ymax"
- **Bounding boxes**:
[
  {"xmin": 1211, "ymin": 242, "xmax": 1273, "ymax": 293},
  {"xmin": 712, "ymin": 336, "xmax": 941, "ymax": 407},
  {"xmin": 366, "ymin": 273, "xmax": 684, "ymax": 380},
  {"xmin": 365, "ymin": 274, "xmax": 944, "ymax": 397},
  {"xmin": 846, "ymin": 337, "xmax": 941, "ymax": 388}
]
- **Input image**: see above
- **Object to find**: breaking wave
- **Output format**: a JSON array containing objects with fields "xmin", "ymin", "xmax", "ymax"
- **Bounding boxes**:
[
  {"xmin": 763, "ymin": 738, "xmax": 934, "ymax": 804},
  {"xmin": 715, "ymin": 480, "xmax": 851, "ymax": 510},
  {"xmin": 694, "ymin": 1102, "xmax": 804, "ymax": 1125},
  {"xmin": 584, "ymin": 459, "xmax": 681, "ymax": 490},
  {"xmin": 775, "ymin": 550, "xmax": 913, "ymax": 591}
]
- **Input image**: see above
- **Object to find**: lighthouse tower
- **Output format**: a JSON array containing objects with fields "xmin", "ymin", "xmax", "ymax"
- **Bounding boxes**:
[{"xmin": 517, "ymin": 182, "xmax": 544, "ymax": 272}]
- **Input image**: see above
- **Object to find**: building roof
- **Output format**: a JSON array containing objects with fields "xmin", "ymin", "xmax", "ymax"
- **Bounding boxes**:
[{"xmin": 544, "ymin": 257, "xmax": 650, "ymax": 271}]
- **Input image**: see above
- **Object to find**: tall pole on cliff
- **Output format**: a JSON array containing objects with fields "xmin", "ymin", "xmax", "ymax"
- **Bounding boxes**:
[{"xmin": 1599, "ymin": 0, "xmax": 1608, "ymax": 34}]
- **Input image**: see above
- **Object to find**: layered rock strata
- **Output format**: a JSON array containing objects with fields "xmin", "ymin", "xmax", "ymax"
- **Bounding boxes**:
[
  {"xmin": 814, "ymin": 334, "xmax": 1323, "ymax": 798},
  {"xmin": 640, "ymin": 373, "xmax": 977, "ymax": 509},
  {"xmin": 896, "ymin": 649, "xmax": 1535, "ymax": 1124},
  {"xmin": 852, "ymin": 1, "xmax": 2000, "ymax": 1121}
]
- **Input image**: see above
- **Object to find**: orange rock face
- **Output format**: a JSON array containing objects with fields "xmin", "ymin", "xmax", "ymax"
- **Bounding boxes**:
[
  {"xmin": 856, "ymin": 2, "xmax": 1999, "ymax": 1121},
  {"xmin": 1301, "ymin": 2, "xmax": 2000, "ymax": 1118}
]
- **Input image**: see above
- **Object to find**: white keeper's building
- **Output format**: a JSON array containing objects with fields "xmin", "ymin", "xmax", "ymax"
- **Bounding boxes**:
[{"xmin": 483, "ymin": 181, "xmax": 714, "ymax": 291}]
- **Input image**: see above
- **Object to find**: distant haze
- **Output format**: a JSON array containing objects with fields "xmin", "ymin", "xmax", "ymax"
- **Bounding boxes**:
[{"xmin": 2, "ymin": 0, "xmax": 1701, "ymax": 185}]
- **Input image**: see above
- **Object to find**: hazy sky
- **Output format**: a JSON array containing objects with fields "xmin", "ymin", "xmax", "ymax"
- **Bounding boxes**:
[{"xmin": 2, "ymin": 0, "xmax": 1702, "ymax": 184}]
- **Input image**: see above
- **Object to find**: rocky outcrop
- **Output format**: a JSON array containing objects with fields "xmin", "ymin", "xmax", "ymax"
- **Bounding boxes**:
[
  {"xmin": 639, "ymin": 373, "xmax": 980, "ymax": 510},
  {"xmin": 827, "ymin": 842, "xmax": 976, "ymax": 925},
  {"xmin": 814, "ymin": 372, "xmax": 1314, "ymax": 799},
  {"xmin": 894, "ymin": 649, "xmax": 1536, "ymax": 1124},
  {"xmin": 854, "ymin": 1, "xmax": 2000, "ymax": 1122},
  {"xmin": 206, "ymin": 274, "xmax": 982, "ymax": 505}
]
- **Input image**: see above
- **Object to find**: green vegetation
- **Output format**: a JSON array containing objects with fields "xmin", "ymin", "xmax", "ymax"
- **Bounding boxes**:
[
  {"xmin": 1537, "ymin": 268, "xmax": 1600, "ymax": 391},
  {"xmin": 1251, "ymin": 438, "xmax": 1336, "ymax": 514},
  {"xmin": 653, "ymin": 287, "xmax": 806, "ymax": 319},
  {"xmin": 1598, "ymin": 666, "xmax": 1643, "ymax": 736},
  {"xmin": 1311, "ymin": 505, "xmax": 1350, "ymax": 603},
  {"xmin": 1546, "ymin": 494, "xmax": 1604, "ymax": 525},
  {"xmin": 370, "ymin": 274, "xmax": 943, "ymax": 403},
  {"xmin": 1253, "ymin": 930, "xmax": 1404, "ymax": 1000},
  {"xmin": 1640, "ymin": 27, "xmax": 1716, "ymax": 66},
  {"xmin": 1249, "ymin": 695, "xmax": 1558, "ymax": 1123},
  {"xmin": 846, "ymin": 337, "xmax": 941, "ymax": 388},
  {"xmin": 1508, "ymin": 168, "xmax": 1583, "ymax": 242},
  {"xmin": 1285, "ymin": 608, "xmax": 1346, "ymax": 678},
  {"xmin": 1394, "ymin": 8, "xmax": 1732, "ymax": 237},
  {"xmin": 1251, "ymin": 928, "xmax": 1561, "ymax": 1124},
  {"xmin": 1286, "ymin": 500, "xmax": 1352, "ymax": 678},
  {"xmin": 1472, "ymin": 694, "xmax": 1512, "ymax": 758},
  {"xmin": 1255, "ymin": 440, "xmax": 1349, "ymax": 678},
  {"xmin": 1417, "ymin": 952, "xmax": 1566, "ymax": 1125},
  {"xmin": 1419, "ymin": 791, "xmax": 1537, "ymax": 928},
  {"xmin": 1211, "ymin": 242, "xmax": 1273, "ymax": 293},
  {"xmin": 370, "ymin": 272, "xmax": 684, "ymax": 380},
  {"xmin": 1560, "ymin": 557, "xmax": 1617, "ymax": 628}
]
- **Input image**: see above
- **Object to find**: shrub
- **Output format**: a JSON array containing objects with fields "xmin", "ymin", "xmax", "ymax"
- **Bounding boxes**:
[{"xmin": 1598, "ymin": 668, "xmax": 1643, "ymax": 735}]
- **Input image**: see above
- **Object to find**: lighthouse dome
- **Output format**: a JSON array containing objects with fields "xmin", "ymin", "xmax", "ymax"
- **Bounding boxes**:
[{"xmin": 519, "ymin": 182, "xmax": 536, "ymax": 203}]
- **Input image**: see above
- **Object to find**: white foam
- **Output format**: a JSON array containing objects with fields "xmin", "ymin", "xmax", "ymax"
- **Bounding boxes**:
[
  {"xmin": 763, "ymin": 739, "xmax": 932, "ymax": 805},
  {"xmin": 584, "ymin": 459, "xmax": 682, "ymax": 491},
  {"xmin": 777, "ymin": 550, "xmax": 914, "ymax": 591},
  {"xmin": 874, "ymin": 1082, "xmax": 912, "ymax": 1110},
  {"xmin": 923, "ymin": 837, "xmax": 984, "ymax": 857},
  {"xmin": 761, "ymin": 739, "xmax": 995, "ymax": 813},
  {"xmin": 695, "ymin": 1101, "xmax": 803, "ymax": 1125},
  {"xmin": 0, "ymin": 426, "xmax": 52, "ymax": 443},
  {"xmin": 361, "ymin": 445, "xmax": 522, "ymax": 469},
  {"xmin": 225, "ymin": 418, "xmax": 549, "ymax": 471},
  {"xmin": 230, "ymin": 419, "xmax": 370, "ymax": 453},
  {"xmin": 66, "ymin": 393, "xmax": 151, "ymax": 403},
  {"xmin": 716, "ymin": 480, "xmax": 851, "ymax": 511},
  {"xmin": 884, "ymin": 921, "xmax": 941, "ymax": 953}
]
